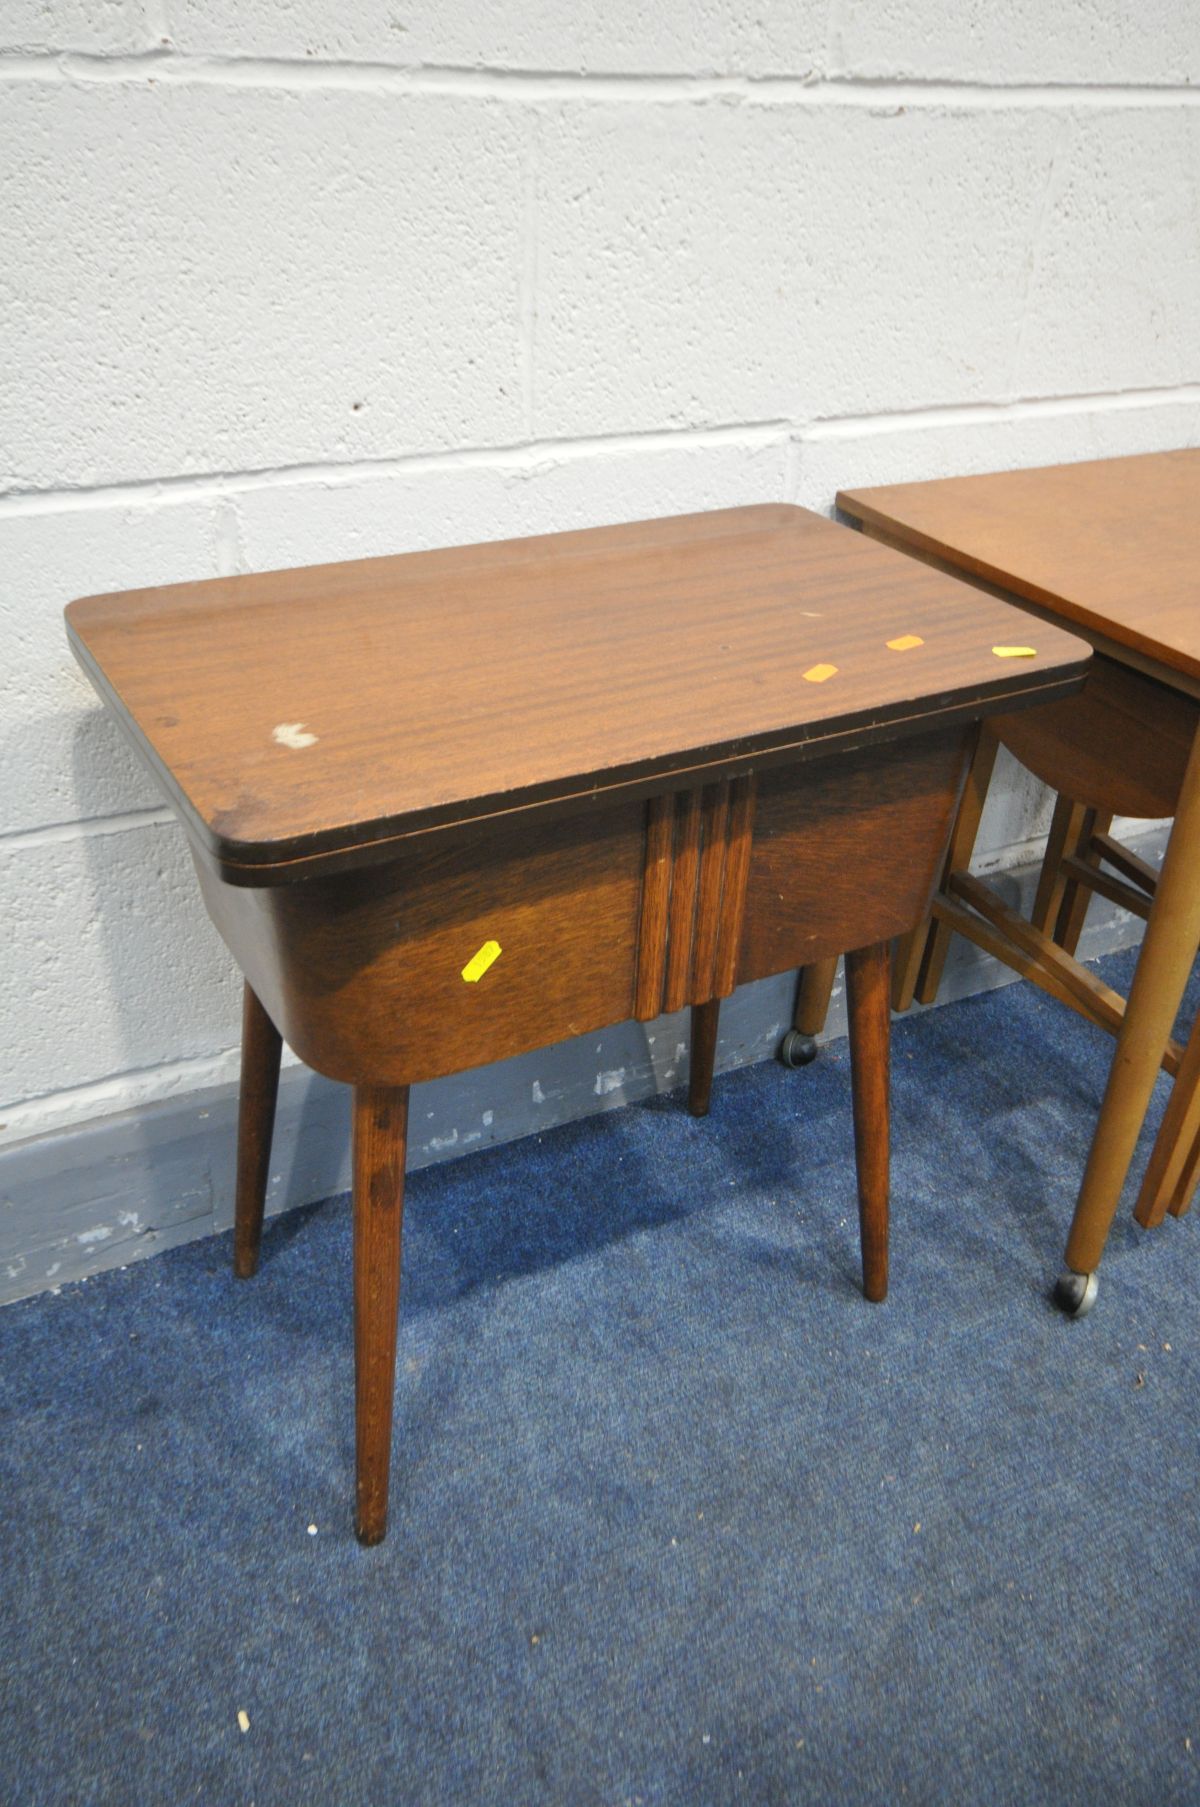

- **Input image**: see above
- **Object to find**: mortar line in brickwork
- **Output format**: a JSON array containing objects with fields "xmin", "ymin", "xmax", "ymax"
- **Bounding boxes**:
[
  {"xmin": 0, "ymin": 808, "xmax": 177, "ymax": 855},
  {"xmin": 4, "ymin": 382, "xmax": 1199, "ymax": 519},
  {"xmin": 0, "ymin": 422, "xmax": 792, "ymax": 515},
  {"xmin": 518, "ymin": 115, "xmax": 542, "ymax": 439},
  {"xmin": 783, "ymin": 438, "xmax": 804, "ymax": 506},
  {"xmin": 0, "ymin": 1044, "xmax": 253, "ymax": 1150},
  {"xmin": 1, "ymin": 54, "xmax": 1198, "ymax": 107},
  {"xmin": 804, "ymin": 382, "xmax": 1200, "ymax": 440}
]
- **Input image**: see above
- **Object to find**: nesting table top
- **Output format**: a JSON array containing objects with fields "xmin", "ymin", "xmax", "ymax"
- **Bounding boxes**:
[{"xmin": 838, "ymin": 450, "xmax": 1200, "ymax": 689}]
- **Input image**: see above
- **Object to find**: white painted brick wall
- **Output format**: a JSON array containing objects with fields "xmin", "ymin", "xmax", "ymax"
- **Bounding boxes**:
[
  {"xmin": 0, "ymin": 1, "xmax": 154, "ymax": 54},
  {"xmin": 165, "ymin": 0, "xmax": 829, "ymax": 74},
  {"xmin": 0, "ymin": 85, "xmax": 527, "ymax": 487},
  {"xmin": 1, "ymin": 4, "xmax": 1198, "ymax": 1151},
  {"xmin": 832, "ymin": 2, "xmax": 1197, "ymax": 86}
]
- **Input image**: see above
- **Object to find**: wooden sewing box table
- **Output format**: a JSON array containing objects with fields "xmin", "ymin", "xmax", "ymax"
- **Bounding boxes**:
[{"xmin": 67, "ymin": 504, "xmax": 1088, "ymax": 1541}]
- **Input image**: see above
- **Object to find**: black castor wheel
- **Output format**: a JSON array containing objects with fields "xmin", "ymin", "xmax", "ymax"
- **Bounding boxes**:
[
  {"xmin": 1053, "ymin": 1269, "xmax": 1099, "ymax": 1319},
  {"xmin": 778, "ymin": 1028, "xmax": 818, "ymax": 1069}
]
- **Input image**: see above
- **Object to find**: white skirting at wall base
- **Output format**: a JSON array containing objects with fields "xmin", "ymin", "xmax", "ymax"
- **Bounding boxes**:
[{"xmin": 0, "ymin": 824, "xmax": 1166, "ymax": 1307}]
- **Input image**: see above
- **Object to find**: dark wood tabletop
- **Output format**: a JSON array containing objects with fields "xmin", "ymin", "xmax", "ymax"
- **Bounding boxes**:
[
  {"xmin": 838, "ymin": 450, "xmax": 1200, "ymax": 687},
  {"xmin": 67, "ymin": 503, "xmax": 1089, "ymax": 880}
]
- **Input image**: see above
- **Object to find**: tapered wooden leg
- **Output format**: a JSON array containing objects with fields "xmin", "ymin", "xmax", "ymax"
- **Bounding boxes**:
[
  {"xmin": 353, "ymin": 1083, "xmax": 409, "ymax": 1546},
  {"xmin": 1135, "ymin": 1005, "xmax": 1200, "ymax": 1229},
  {"xmin": 909, "ymin": 723, "xmax": 1000, "ymax": 1008},
  {"xmin": 1063, "ymin": 726, "xmax": 1200, "ymax": 1279},
  {"xmin": 1031, "ymin": 794, "xmax": 1088, "ymax": 936},
  {"xmin": 233, "ymin": 982, "xmax": 283, "ymax": 1279},
  {"xmin": 779, "ymin": 956, "xmax": 840, "ymax": 1070},
  {"xmin": 892, "ymin": 918, "xmax": 931, "ymax": 1015},
  {"xmin": 794, "ymin": 956, "xmax": 839, "ymax": 1038},
  {"xmin": 688, "ymin": 998, "xmax": 721, "ymax": 1117},
  {"xmin": 1167, "ymin": 1124, "xmax": 1200, "ymax": 1219},
  {"xmin": 846, "ymin": 940, "xmax": 890, "ymax": 1304},
  {"xmin": 1055, "ymin": 810, "xmax": 1112, "ymax": 956}
]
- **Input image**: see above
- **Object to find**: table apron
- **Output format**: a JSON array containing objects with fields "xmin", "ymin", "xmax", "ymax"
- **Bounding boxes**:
[
  {"xmin": 192, "ymin": 726, "xmax": 974, "ymax": 1087},
  {"xmin": 992, "ymin": 654, "xmax": 1198, "ymax": 821}
]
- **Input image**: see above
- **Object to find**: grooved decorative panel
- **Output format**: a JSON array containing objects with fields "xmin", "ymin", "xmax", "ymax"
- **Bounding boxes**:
[{"xmin": 634, "ymin": 775, "xmax": 757, "ymax": 1020}]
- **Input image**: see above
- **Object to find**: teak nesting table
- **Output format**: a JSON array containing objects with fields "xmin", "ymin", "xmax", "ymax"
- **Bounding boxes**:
[
  {"xmin": 67, "ymin": 504, "xmax": 1088, "ymax": 1542},
  {"xmin": 838, "ymin": 451, "xmax": 1200, "ymax": 1316}
]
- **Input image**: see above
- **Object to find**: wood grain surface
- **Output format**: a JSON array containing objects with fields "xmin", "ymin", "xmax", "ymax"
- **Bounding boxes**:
[
  {"xmin": 193, "ymin": 798, "xmax": 647, "ymax": 1086},
  {"xmin": 232, "ymin": 982, "xmax": 282, "ymax": 1280},
  {"xmin": 353, "ymin": 1083, "xmax": 409, "ymax": 1547},
  {"xmin": 989, "ymin": 655, "xmax": 1197, "ymax": 822},
  {"xmin": 66, "ymin": 503, "xmax": 1090, "ymax": 882},
  {"xmin": 635, "ymin": 775, "xmax": 756, "ymax": 1022},
  {"xmin": 195, "ymin": 729, "xmax": 969, "ymax": 1089},
  {"xmin": 738, "ymin": 730, "xmax": 970, "ymax": 981},
  {"xmin": 838, "ymin": 450, "xmax": 1200, "ymax": 685},
  {"xmin": 845, "ymin": 940, "xmax": 891, "ymax": 1304}
]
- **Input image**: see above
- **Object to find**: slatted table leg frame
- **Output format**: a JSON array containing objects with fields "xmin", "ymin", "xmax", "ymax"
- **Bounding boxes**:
[
  {"xmin": 892, "ymin": 722, "xmax": 998, "ymax": 1014},
  {"xmin": 1031, "ymin": 795, "xmax": 1092, "ymax": 941},
  {"xmin": 837, "ymin": 450, "xmax": 1200, "ymax": 1315},
  {"xmin": 1054, "ymin": 809, "xmax": 1114, "ymax": 955}
]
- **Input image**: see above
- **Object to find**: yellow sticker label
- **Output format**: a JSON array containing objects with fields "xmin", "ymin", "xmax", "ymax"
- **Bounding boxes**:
[
  {"xmin": 992, "ymin": 645, "xmax": 1037, "ymax": 659},
  {"xmin": 803, "ymin": 663, "xmax": 839, "ymax": 684},
  {"xmin": 887, "ymin": 634, "xmax": 925, "ymax": 652},
  {"xmin": 461, "ymin": 939, "xmax": 502, "ymax": 983}
]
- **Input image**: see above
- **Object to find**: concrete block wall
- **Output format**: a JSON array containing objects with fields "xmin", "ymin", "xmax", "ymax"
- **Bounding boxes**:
[{"xmin": 2, "ymin": 6, "xmax": 1197, "ymax": 1292}]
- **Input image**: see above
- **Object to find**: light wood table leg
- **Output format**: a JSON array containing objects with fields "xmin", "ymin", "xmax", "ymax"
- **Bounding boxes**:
[
  {"xmin": 233, "ymin": 982, "xmax": 283, "ymax": 1279},
  {"xmin": 1031, "ymin": 794, "xmax": 1088, "ymax": 937},
  {"xmin": 1061, "ymin": 726, "xmax": 1200, "ymax": 1297},
  {"xmin": 688, "ymin": 998, "xmax": 720, "ymax": 1117},
  {"xmin": 1135, "ymin": 1005, "xmax": 1200, "ymax": 1228},
  {"xmin": 353, "ymin": 1083, "xmax": 409, "ymax": 1546},
  {"xmin": 1166, "ymin": 1125, "xmax": 1200, "ymax": 1220},
  {"xmin": 897, "ymin": 723, "xmax": 999, "ymax": 1011},
  {"xmin": 846, "ymin": 939, "xmax": 890, "ymax": 1303},
  {"xmin": 1056, "ymin": 810, "xmax": 1112, "ymax": 956}
]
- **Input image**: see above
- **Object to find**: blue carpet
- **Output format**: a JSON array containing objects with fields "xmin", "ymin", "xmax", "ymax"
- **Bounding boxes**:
[{"xmin": 3, "ymin": 946, "xmax": 1200, "ymax": 1806}]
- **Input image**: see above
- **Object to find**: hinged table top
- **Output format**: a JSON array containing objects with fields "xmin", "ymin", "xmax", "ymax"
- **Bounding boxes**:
[{"xmin": 67, "ymin": 503, "xmax": 1089, "ymax": 880}]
